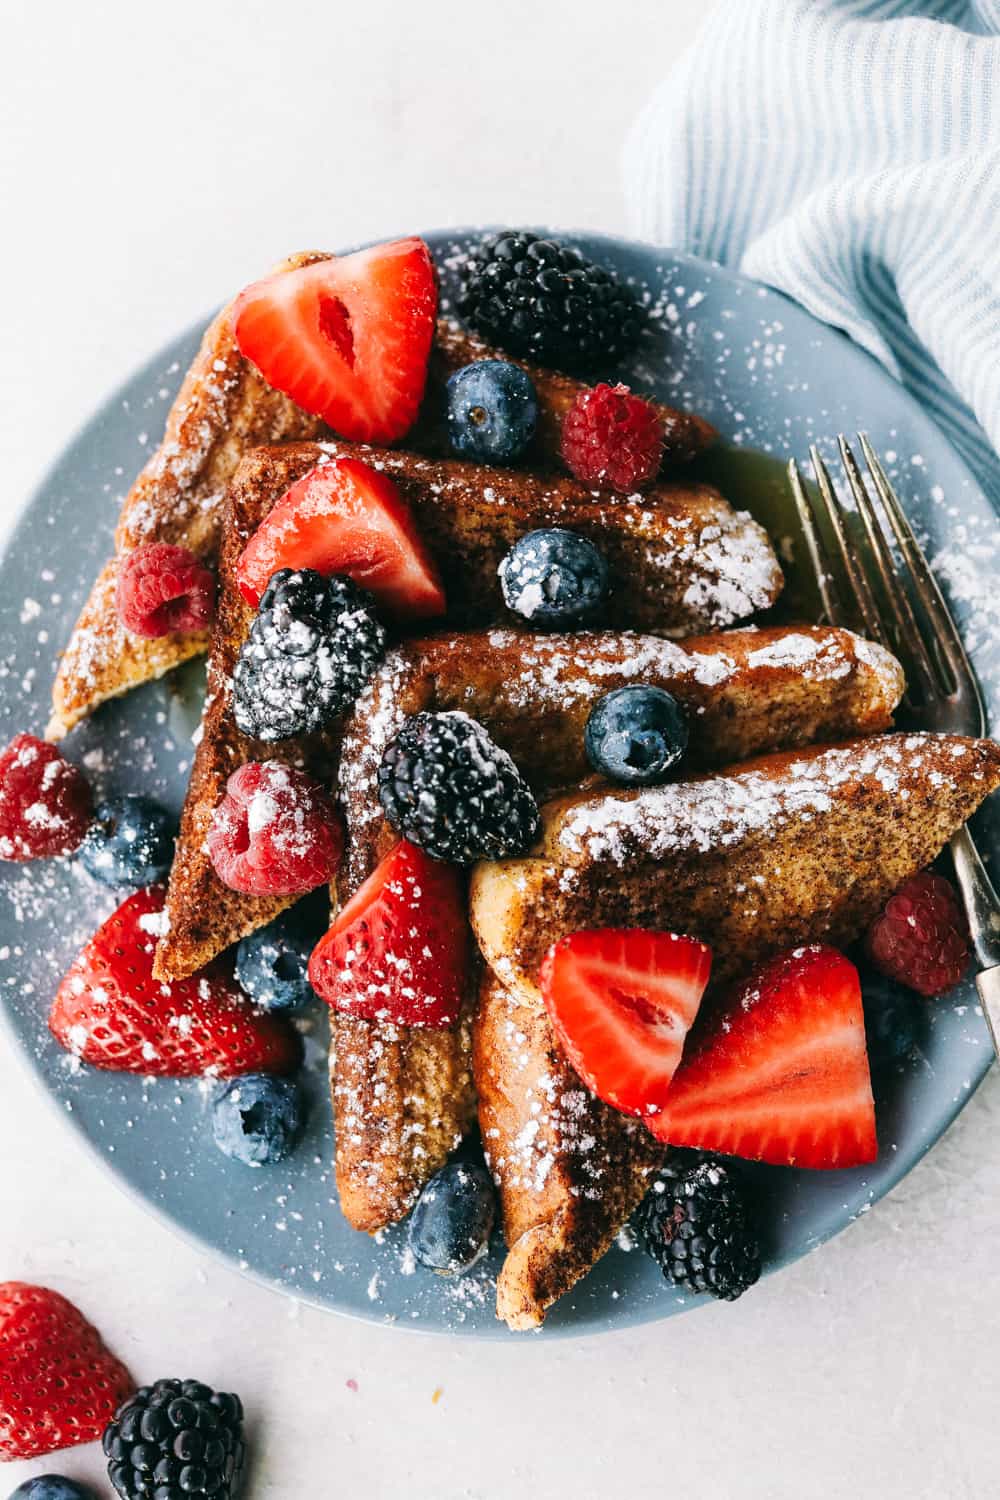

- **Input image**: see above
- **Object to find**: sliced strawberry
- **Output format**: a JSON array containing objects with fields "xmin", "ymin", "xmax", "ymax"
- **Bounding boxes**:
[
  {"xmin": 309, "ymin": 839, "xmax": 467, "ymax": 1027},
  {"xmin": 540, "ymin": 928, "xmax": 711, "ymax": 1117},
  {"xmin": 236, "ymin": 458, "xmax": 446, "ymax": 618},
  {"xmin": 647, "ymin": 945, "xmax": 877, "ymax": 1169},
  {"xmin": 50, "ymin": 886, "xmax": 301, "ymax": 1076},
  {"xmin": 0, "ymin": 1281, "xmax": 134, "ymax": 1459},
  {"xmin": 232, "ymin": 237, "xmax": 437, "ymax": 444}
]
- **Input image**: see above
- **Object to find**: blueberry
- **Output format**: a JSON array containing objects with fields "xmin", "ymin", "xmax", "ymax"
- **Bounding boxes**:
[
  {"xmin": 446, "ymin": 359, "xmax": 538, "ymax": 465},
  {"xmin": 584, "ymin": 685, "xmax": 689, "ymax": 786},
  {"xmin": 862, "ymin": 969, "xmax": 927, "ymax": 1068},
  {"xmin": 78, "ymin": 795, "xmax": 175, "ymax": 887},
  {"xmin": 408, "ymin": 1160, "xmax": 496, "ymax": 1274},
  {"xmin": 212, "ymin": 1074, "xmax": 303, "ymax": 1166},
  {"xmin": 235, "ymin": 907, "xmax": 318, "ymax": 1012},
  {"xmin": 9, "ymin": 1481, "xmax": 95, "ymax": 1500},
  {"xmin": 499, "ymin": 528, "xmax": 609, "ymax": 628}
]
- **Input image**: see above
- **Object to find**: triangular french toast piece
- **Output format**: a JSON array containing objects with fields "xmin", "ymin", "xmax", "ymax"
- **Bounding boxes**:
[
  {"xmin": 48, "ymin": 254, "xmax": 332, "ymax": 740},
  {"xmin": 470, "ymin": 731, "xmax": 1000, "ymax": 1328},
  {"xmin": 330, "ymin": 624, "xmax": 903, "ymax": 1233},
  {"xmin": 471, "ymin": 733, "xmax": 1000, "ymax": 1006},
  {"xmin": 474, "ymin": 968, "xmax": 664, "ymax": 1332},
  {"xmin": 49, "ymin": 280, "xmax": 717, "ymax": 741},
  {"xmin": 156, "ymin": 440, "xmax": 788, "ymax": 983}
]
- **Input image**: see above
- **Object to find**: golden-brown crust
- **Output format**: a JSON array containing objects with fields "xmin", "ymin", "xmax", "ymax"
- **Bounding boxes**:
[
  {"xmin": 475, "ymin": 970, "xmax": 664, "ymax": 1331},
  {"xmin": 152, "ymin": 448, "xmax": 338, "ymax": 982},
  {"xmin": 48, "ymin": 254, "xmax": 331, "ymax": 740},
  {"xmin": 471, "ymin": 733, "xmax": 1000, "ymax": 1006},
  {"xmin": 47, "ymin": 561, "xmax": 211, "ymax": 741},
  {"xmin": 332, "ymin": 983, "xmax": 478, "ymax": 1234}
]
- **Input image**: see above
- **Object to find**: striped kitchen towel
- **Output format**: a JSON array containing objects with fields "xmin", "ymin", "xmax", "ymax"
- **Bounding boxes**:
[{"xmin": 624, "ymin": 0, "xmax": 1000, "ymax": 498}]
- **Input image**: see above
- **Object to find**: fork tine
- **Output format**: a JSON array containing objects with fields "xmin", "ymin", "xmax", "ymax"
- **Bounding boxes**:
[
  {"xmin": 858, "ymin": 434, "xmax": 980, "ymax": 704},
  {"xmin": 786, "ymin": 459, "xmax": 845, "ymax": 626},
  {"xmin": 807, "ymin": 445, "xmax": 887, "ymax": 644},
  {"xmin": 837, "ymin": 436, "xmax": 939, "ymax": 699}
]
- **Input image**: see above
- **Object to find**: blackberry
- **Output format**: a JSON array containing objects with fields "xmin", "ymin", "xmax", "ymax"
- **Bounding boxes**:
[
  {"xmin": 378, "ymin": 711, "xmax": 540, "ymax": 863},
  {"xmin": 232, "ymin": 569, "xmax": 385, "ymax": 742},
  {"xmin": 639, "ymin": 1158, "xmax": 761, "ymax": 1302},
  {"xmin": 457, "ymin": 231, "xmax": 642, "ymax": 371},
  {"xmin": 103, "ymin": 1379, "xmax": 245, "ymax": 1499}
]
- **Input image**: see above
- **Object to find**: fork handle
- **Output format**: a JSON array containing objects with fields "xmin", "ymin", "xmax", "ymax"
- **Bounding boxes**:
[{"xmin": 975, "ymin": 967, "xmax": 1000, "ymax": 1058}]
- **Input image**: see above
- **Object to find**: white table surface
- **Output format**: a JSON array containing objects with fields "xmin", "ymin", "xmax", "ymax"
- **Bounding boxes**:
[{"xmin": 3, "ymin": 3, "xmax": 1000, "ymax": 1496}]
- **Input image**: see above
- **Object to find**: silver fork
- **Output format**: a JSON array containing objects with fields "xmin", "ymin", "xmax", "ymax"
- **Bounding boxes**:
[{"xmin": 787, "ymin": 433, "xmax": 1000, "ymax": 1054}]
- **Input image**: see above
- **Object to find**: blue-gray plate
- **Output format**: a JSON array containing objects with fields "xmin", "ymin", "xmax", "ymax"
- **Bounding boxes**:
[{"xmin": 1, "ymin": 230, "xmax": 997, "ymax": 1338}]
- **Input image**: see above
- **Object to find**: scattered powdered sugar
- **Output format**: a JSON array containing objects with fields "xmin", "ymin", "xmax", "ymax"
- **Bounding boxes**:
[
  {"xmin": 247, "ymin": 790, "xmax": 279, "ymax": 835},
  {"xmin": 555, "ymin": 734, "xmax": 996, "ymax": 866}
]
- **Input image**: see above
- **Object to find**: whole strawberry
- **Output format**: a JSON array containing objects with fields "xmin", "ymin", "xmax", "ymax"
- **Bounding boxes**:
[
  {"xmin": 866, "ymin": 870, "xmax": 970, "ymax": 997},
  {"xmin": 49, "ymin": 886, "xmax": 301, "ymax": 1076},
  {"xmin": 0, "ymin": 733, "xmax": 92, "ymax": 861},
  {"xmin": 0, "ymin": 1282, "xmax": 133, "ymax": 1460}
]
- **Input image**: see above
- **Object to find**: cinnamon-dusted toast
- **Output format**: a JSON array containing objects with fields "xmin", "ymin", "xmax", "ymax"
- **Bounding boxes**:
[
  {"xmin": 246, "ymin": 440, "xmax": 781, "ymax": 637},
  {"xmin": 155, "ymin": 439, "xmax": 784, "ymax": 982},
  {"xmin": 47, "ymin": 254, "xmax": 333, "ymax": 741},
  {"xmin": 470, "ymin": 732, "xmax": 1000, "ymax": 1329},
  {"xmin": 337, "ymin": 624, "xmax": 904, "ymax": 888},
  {"xmin": 330, "ymin": 623, "xmax": 903, "ymax": 1233},
  {"xmin": 475, "ymin": 969, "xmax": 665, "ymax": 1333},
  {"xmin": 471, "ymin": 733, "xmax": 1000, "ymax": 1008},
  {"xmin": 49, "ymin": 276, "xmax": 716, "ymax": 740}
]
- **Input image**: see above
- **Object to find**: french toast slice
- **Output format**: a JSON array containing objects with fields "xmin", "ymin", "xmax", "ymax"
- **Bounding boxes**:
[
  {"xmin": 471, "ymin": 733, "xmax": 1000, "ymax": 1007},
  {"xmin": 331, "ymin": 623, "xmax": 903, "ymax": 1233},
  {"xmin": 237, "ymin": 440, "xmax": 781, "ymax": 637},
  {"xmin": 47, "ymin": 254, "xmax": 332, "ymax": 740},
  {"xmin": 49, "ymin": 277, "xmax": 716, "ymax": 740},
  {"xmin": 470, "ymin": 731, "xmax": 1000, "ymax": 1328},
  {"xmin": 155, "ymin": 438, "xmax": 784, "ymax": 982},
  {"xmin": 474, "ymin": 968, "xmax": 665, "ymax": 1332}
]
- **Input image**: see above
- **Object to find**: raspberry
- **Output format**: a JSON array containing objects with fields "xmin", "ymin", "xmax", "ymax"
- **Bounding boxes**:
[
  {"xmin": 865, "ymin": 870, "xmax": 970, "ymax": 997},
  {"xmin": 560, "ymin": 383, "xmax": 665, "ymax": 493},
  {"xmin": 207, "ymin": 760, "xmax": 342, "ymax": 896},
  {"xmin": 0, "ymin": 733, "xmax": 92, "ymax": 860},
  {"xmin": 115, "ymin": 542, "xmax": 215, "ymax": 638}
]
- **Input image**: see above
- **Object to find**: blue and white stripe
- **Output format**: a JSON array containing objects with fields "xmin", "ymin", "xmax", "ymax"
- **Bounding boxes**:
[{"xmin": 624, "ymin": 0, "xmax": 1000, "ymax": 498}]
